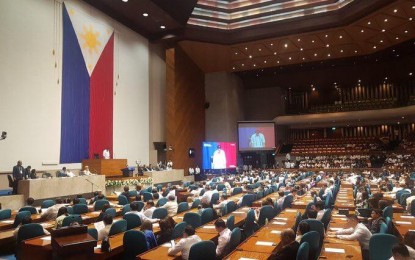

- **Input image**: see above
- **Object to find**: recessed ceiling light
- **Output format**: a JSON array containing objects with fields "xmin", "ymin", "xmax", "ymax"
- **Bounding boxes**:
[
  {"xmin": 273, "ymin": 52, "xmax": 277, "ymax": 55},
  {"xmin": 122, "ymin": 0, "xmax": 128, "ymax": 2},
  {"xmin": 394, "ymin": 9, "xmax": 398, "ymax": 13},
  {"xmin": 396, "ymin": 37, "xmax": 399, "ymax": 40},
  {"xmin": 410, "ymin": 72, "xmax": 413, "ymax": 76},
  {"xmin": 232, "ymin": 67, "xmax": 235, "ymax": 70},
  {"xmin": 405, "ymin": 30, "xmax": 408, "ymax": 33},
  {"xmin": 264, "ymin": 60, "xmax": 267, "ymax": 63},
  {"xmin": 297, "ymin": 38, "xmax": 301, "ymax": 42},
  {"xmin": 300, "ymin": 48, "xmax": 303, "ymax": 51},
  {"xmin": 412, "ymin": 5, "xmax": 415, "ymax": 9},
  {"xmin": 402, "ymin": 116, "xmax": 405, "ymax": 119},
  {"xmin": 361, "ymin": 29, "xmax": 364, "ymax": 33},
  {"xmin": 160, "ymin": 25, "xmax": 166, "ymax": 29},
  {"xmin": 325, "ymin": 34, "xmax": 328, "ymax": 38},
  {"xmin": 277, "ymin": 61, "xmax": 280, "ymax": 64},
  {"xmin": 367, "ymin": 21, "xmax": 371, "ymax": 25},
  {"xmin": 288, "ymin": 57, "xmax": 292, "ymax": 60},
  {"xmin": 245, "ymin": 47, "xmax": 248, "ymax": 50},
  {"xmin": 355, "ymin": 50, "xmax": 358, "ymax": 53},
  {"xmin": 249, "ymin": 55, "xmax": 252, "ymax": 58},
  {"xmin": 380, "ymin": 40, "xmax": 383, "ymax": 43},
  {"xmin": 326, "ymin": 44, "xmax": 330, "ymax": 47},
  {"xmin": 410, "ymin": 18, "xmax": 413, "ymax": 21},
  {"xmin": 235, "ymin": 52, "xmax": 238, "ymax": 55},
  {"xmin": 314, "ymin": 53, "xmax": 317, "ymax": 56},
  {"xmin": 270, "ymin": 43, "xmax": 273, "ymax": 46},
  {"xmin": 382, "ymin": 29, "xmax": 386, "ymax": 32},
  {"xmin": 143, "ymin": 13, "xmax": 148, "ymax": 17},
  {"xmin": 327, "ymin": 53, "xmax": 331, "ymax": 57},
  {"xmin": 253, "ymin": 64, "xmax": 256, "ymax": 67},
  {"xmin": 302, "ymin": 57, "xmax": 305, "ymax": 60},
  {"xmin": 384, "ymin": 19, "xmax": 388, "ymax": 22},
  {"xmin": 340, "ymin": 49, "xmax": 344, "ymax": 53},
  {"xmin": 241, "ymin": 64, "xmax": 244, "ymax": 66},
  {"xmin": 312, "ymin": 40, "xmax": 315, "ymax": 43},
  {"xmin": 259, "ymin": 48, "xmax": 262, "ymax": 51},
  {"xmin": 373, "ymin": 45, "xmax": 377, "ymax": 49},
  {"xmin": 339, "ymin": 35, "xmax": 343, "ymax": 39},
  {"xmin": 284, "ymin": 43, "xmax": 288, "ymax": 48}
]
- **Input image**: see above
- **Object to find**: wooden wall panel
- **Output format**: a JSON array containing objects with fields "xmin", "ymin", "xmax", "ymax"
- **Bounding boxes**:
[{"xmin": 166, "ymin": 47, "xmax": 205, "ymax": 173}]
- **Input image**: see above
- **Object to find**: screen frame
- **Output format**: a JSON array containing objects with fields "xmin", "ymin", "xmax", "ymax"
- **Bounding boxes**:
[{"xmin": 237, "ymin": 121, "xmax": 276, "ymax": 152}]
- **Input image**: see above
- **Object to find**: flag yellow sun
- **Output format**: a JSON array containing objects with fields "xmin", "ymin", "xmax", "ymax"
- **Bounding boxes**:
[{"xmin": 80, "ymin": 25, "xmax": 101, "ymax": 54}]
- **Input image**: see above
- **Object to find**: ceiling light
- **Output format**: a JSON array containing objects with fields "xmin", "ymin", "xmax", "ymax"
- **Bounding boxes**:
[
  {"xmin": 382, "ymin": 29, "xmax": 386, "ymax": 32},
  {"xmin": 242, "ymin": 64, "xmax": 244, "ymax": 66},
  {"xmin": 396, "ymin": 37, "xmax": 399, "ymax": 40},
  {"xmin": 264, "ymin": 60, "xmax": 267, "ymax": 63},
  {"xmin": 394, "ymin": 9, "xmax": 398, "ymax": 13},
  {"xmin": 384, "ymin": 19, "xmax": 388, "ymax": 22},
  {"xmin": 245, "ymin": 47, "xmax": 248, "ymax": 50},
  {"xmin": 314, "ymin": 53, "xmax": 317, "ymax": 56},
  {"xmin": 385, "ymin": 77, "xmax": 388, "ymax": 80},
  {"xmin": 312, "ymin": 40, "xmax": 315, "ymax": 43},
  {"xmin": 297, "ymin": 38, "xmax": 301, "ymax": 42},
  {"xmin": 122, "ymin": 0, "xmax": 128, "ymax": 2},
  {"xmin": 355, "ymin": 50, "xmax": 358, "ymax": 53},
  {"xmin": 288, "ymin": 57, "xmax": 292, "ymax": 60},
  {"xmin": 361, "ymin": 29, "xmax": 364, "ymax": 33},
  {"xmin": 326, "ymin": 44, "xmax": 330, "ymax": 47},
  {"xmin": 160, "ymin": 25, "xmax": 166, "ymax": 29},
  {"xmin": 380, "ymin": 40, "xmax": 383, "ymax": 43},
  {"xmin": 302, "ymin": 57, "xmax": 305, "ymax": 60},
  {"xmin": 367, "ymin": 21, "xmax": 371, "ymax": 25},
  {"xmin": 340, "ymin": 49, "xmax": 344, "ymax": 53},
  {"xmin": 402, "ymin": 116, "xmax": 405, "ymax": 119},
  {"xmin": 259, "ymin": 48, "xmax": 262, "ymax": 51},
  {"xmin": 270, "ymin": 43, "xmax": 273, "ymax": 46},
  {"xmin": 312, "ymin": 87, "xmax": 316, "ymax": 91},
  {"xmin": 405, "ymin": 30, "xmax": 408, "ymax": 33},
  {"xmin": 339, "ymin": 35, "xmax": 343, "ymax": 39},
  {"xmin": 284, "ymin": 43, "xmax": 288, "ymax": 48},
  {"xmin": 249, "ymin": 55, "xmax": 252, "ymax": 58},
  {"xmin": 410, "ymin": 72, "xmax": 413, "ymax": 76},
  {"xmin": 373, "ymin": 46, "xmax": 377, "ymax": 49},
  {"xmin": 274, "ymin": 52, "xmax": 277, "ymax": 55},
  {"xmin": 143, "ymin": 13, "xmax": 148, "ymax": 17},
  {"xmin": 235, "ymin": 52, "xmax": 238, "ymax": 55},
  {"xmin": 358, "ymin": 79, "xmax": 361, "ymax": 83},
  {"xmin": 277, "ymin": 61, "xmax": 280, "ymax": 64},
  {"xmin": 325, "ymin": 34, "xmax": 328, "ymax": 38},
  {"xmin": 412, "ymin": 5, "xmax": 415, "ymax": 9},
  {"xmin": 253, "ymin": 64, "xmax": 256, "ymax": 67},
  {"xmin": 232, "ymin": 67, "xmax": 235, "ymax": 70},
  {"xmin": 327, "ymin": 53, "xmax": 331, "ymax": 57},
  {"xmin": 300, "ymin": 48, "xmax": 303, "ymax": 51},
  {"xmin": 410, "ymin": 18, "xmax": 413, "ymax": 21}
]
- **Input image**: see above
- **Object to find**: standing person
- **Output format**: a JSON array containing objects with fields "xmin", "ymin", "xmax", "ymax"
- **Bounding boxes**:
[
  {"xmin": 250, "ymin": 129, "xmax": 266, "ymax": 148},
  {"xmin": 12, "ymin": 160, "xmax": 24, "ymax": 194},
  {"xmin": 103, "ymin": 148, "xmax": 110, "ymax": 159},
  {"xmin": 212, "ymin": 145, "xmax": 226, "ymax": 169},
  {"xmin": 168, "ymin": 225, "xmax": 201, "ymax": 260}
]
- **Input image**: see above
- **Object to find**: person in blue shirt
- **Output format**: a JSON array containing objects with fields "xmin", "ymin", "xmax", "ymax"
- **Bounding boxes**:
[{"xmin": 140, "ymin": 220, "xmax": 157, "ymax": 249}]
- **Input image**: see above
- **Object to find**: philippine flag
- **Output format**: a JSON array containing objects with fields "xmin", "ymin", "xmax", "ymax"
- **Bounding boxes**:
[{"xmin": 60, "ymin": 3, "xmax": 114, "ymax": 163}]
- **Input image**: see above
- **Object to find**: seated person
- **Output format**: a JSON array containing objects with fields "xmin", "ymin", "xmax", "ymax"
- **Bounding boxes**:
[
  {"xmin": 162, "ymin": 195, "xmax": 178, "ymax": 217},
  {"xmin": 29, "ymin": 169, "xmax": 38, "ymax": 179},
  {"xmin": 143, "ymin": 200, "xmax": 156, "ymax": 218},
  {"xmin": 98, "ymin": 214, "xmax": 113, "ymax": 240},
  {"xmin": 89, "ymin": 191, "xmax": 101, "ymax": 205},
  {"xmin": 125, "ymin": 201, "xmax": 158, "ymax": 223},
  {"xmin": 401, "ymin": 231, "xmax": 415, "ymax": 259},
  {"xmin": 214, "ymin": 218, "xmax": 231, "ymax": 258},
  {"xmin": 315, "ymin": 201, "xmax": 326, "ymax": 221},
  {"xmin": 276, "ymin": 191, "xmax": 285, "ymax": 210},
  {"xmin": 213, "ymin": 194, "xmax": 230, "ymax": 212},
  {"xmin": 21, "ymin": 197, "xmax": 37, "ymax": 213},
  {"xmin": 55, "ymin": 207, "xmax": 69, "ymax": 228},
  {"xmin": 141, "ymin": 220, "xmax": 158, "ymax": 249},
  {"xmin": 296, "ymin": 222, "xmax": 310, "ymax": 243},
  {"xmin": 327, "ymin": 215, "xmax": 372, "ymax": 253},
  {"xmin": 121, "ymin": 186, "xmax": 130, "ymax": 198},
  {"xmin": 168, "ymin": 225, "xmax": 201, "ymax": 260},
  {"xmin": 156, "ymin": 218, "xmax": 173, "ymax": 245},
  {"xmin": 367, "ymin": 209, "xmax": 386, "ymax": 234},
  {"xmin": 97, "ymin": 204, "xmax": 111, "ymax": 222},
  {"xmin": 13, "ymin": 216, "xmax": 50, "ymax": 239},
  {"xmin": 72, "ymin": 197, "xmax": 80, "ymax": 205},
  {"xmin": 57, "ymin": 167, "xmax": 69, "ymax": 177},
  {"xmin": 41, "ymin": 199, "xmax": 66, "ymax": 221},
  {"xmin": 135, "ymin": 184, "xmax": 143, "ymax": 195},
  {"xmin": 271, "ymin": 229, "xmax": 300, "ymax": 260},
  {"xmin": 391, "ymin": 243, "xmax": 411, "ymax": 260},
  {"xmin": 81, "ymin": 166, "xmax": 92, "ymax": 176}
]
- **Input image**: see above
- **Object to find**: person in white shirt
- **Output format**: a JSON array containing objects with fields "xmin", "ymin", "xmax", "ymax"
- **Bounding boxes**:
[
  {"xmin": 189, "ymin": 168, "xmax": 194, "ymax": 175},
  {"xmin": 162, "ymin": 195, "xmax": 178, "ymax": 217},
  {"xmin": 250, "ymin": 130, "xmax": 266, "ymax": 148},
  {"xmin": 143, "ymin": 200, "xmax": 157, "ymax": 218},
  {"xmin": 212, "ymin": 145, "xmax": 227, "ymax": 169},
  {"xmin": 195, "ymin": 166, "xmax": 200, "ymax": 175},
  {"xmin": 200, "ymin": 186, "xmax": 214, "ymax": 204},
  {"xmin": 82, "ymin": 166, "xmax": 92, "ymax": 176},
  {"xmin": 98, "ymin": 214, "xmax": 113, "ymax": 240},
  {"xmin": 168, "ymin": 225, "xmax": 201, "ymax": 260},
  {"xmin": 327, "ymin": 215, "xmax": 372, "ymax": 251},
  {"xmin": 190, "ymin": 184, "xmax": 203, "ymax": 197},
  {"xmin": 406, "ymin": 193, "xmax": 415, "ymax": 214},
  {"xmin": 103, "ymin": 148, "xmax": 110, "ymax": 159},
  {"xmin": 315, "ymin": 201, "xmax": 326, "ymax": 221},
  {"xmin": 126, "ymin": 201, "xmax": 159, "ymax": 223},
  {"xmin": 214, "ymin": 218, "xmax": 232, "ymax": 257},
  {"xmin": 41, "ymin": 199, "xmax": 66, "ymax": 221},
  {"xmin": 213, "ymin": 194, "xmax": 230, "ymax": 212}
]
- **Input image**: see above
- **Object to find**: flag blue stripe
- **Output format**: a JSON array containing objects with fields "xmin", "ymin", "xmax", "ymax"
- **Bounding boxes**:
[{"xmin": 60, "ymin": 4, "xmax": 90, "ymax": 163}]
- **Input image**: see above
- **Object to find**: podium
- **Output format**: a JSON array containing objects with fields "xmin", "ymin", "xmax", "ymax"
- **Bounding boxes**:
[{"xmin": 82, "ymin": 159, "xmax": 127, "ymax": 177}]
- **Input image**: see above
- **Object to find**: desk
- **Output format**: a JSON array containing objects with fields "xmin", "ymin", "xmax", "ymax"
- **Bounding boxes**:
[
  {"xmin": 144, "ymin": 169, "xmax": 185, "ymax": 185},
  {"xmin": 225, "ymin": 251, "xmax": 271, "ymax": 260},
  {"xmin": 82, "ymin": 159, "xmax": 127, "ymax": 177},
  {"xmin": 17, "ymin": 175, "xmax": 106, "ymax": 200},
  {"xmin": 319, "ymin": 243, "xmax": 362, "ymax": 260}
]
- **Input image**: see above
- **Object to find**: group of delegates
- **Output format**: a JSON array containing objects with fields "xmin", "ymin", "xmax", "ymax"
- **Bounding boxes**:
[{"xmin": 296, "ymin": 155, "xmax": 371, "ymax": 169}]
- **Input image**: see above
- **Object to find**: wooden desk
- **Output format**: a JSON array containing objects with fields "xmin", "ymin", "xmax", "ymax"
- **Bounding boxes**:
[
  {"xmin": 82, "ymin": 159, "xmax": 127, "ymax": 177},
  {"xmin": 319, "ymin": 243, "xmax": 362, "ymax": 259},
  {"xmin": 225, "ymin": 251, "xmax": 271, "ymax": 260}
]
